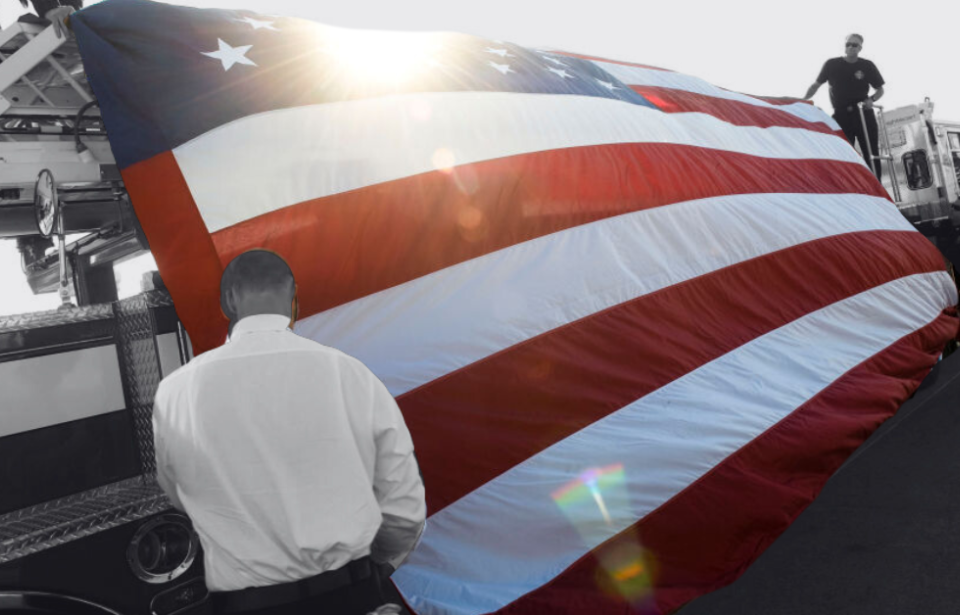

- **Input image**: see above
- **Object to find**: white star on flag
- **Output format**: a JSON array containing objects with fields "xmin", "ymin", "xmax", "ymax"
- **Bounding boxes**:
[
  {"xmin": 489, "ymin": 61, "xmax": 514, "ymax": 75},
  {"xmin": 547, "ymin": 66, "xmax": 572, "ymax": 79},
  {"xmin": 540, "ymin": 54, "xmax": 567, "ymax": 66},
  {"xmin": 202, "ymin": 38, "xmax": 257, "ymax": 71},
  {"xmin": 596, "ymin": 78, "xmax": 619, "ymax": 91},
  {"xmin": 484, "ymin": 47, "xmax": 514, "ymax": 58},
  {"xmin": 237, "ymin": 16, "xmax": 278, "ymax": 30}
]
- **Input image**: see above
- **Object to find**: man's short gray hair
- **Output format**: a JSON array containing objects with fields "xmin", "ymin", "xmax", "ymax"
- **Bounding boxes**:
[
  {"xmin": 847, "ymin": 33, "xmax": 864, "ymax": 44},
  {"xmin": 220, "ymin": 249, "xmax": 295, "ymax": 317}
]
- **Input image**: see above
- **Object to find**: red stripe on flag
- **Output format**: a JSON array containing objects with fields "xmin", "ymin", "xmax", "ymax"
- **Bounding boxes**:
[
  {"xmin": 716, "ymin": 86, "xmax": 813, "ymax": 107},
  {"xmin": 121, "ymin": 152, "xmax": 228, "ymax": 353},
  {"xmin": 401, "ymin": 230, "xmax": 946, "ymax": 514},
  {"xmin": 742, "ymin": 94, "xmax": 813, "ymax": 107},
  {"xmin": 630, "ymin": 86, "xmax": 843, "ymax": 136},
  {"xmin": 496, "ymin": 308, "xmax": 958, "ymax": 615},
  {"xmin": 210, "ymin": 145, "xmax": 885, "ymax": 322}
]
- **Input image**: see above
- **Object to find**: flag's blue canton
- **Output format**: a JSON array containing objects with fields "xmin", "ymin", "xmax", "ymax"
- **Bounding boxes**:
[
  {"xmin": 73, "ymin": 0, "xmax": 656, "ymax": 169},
  {"xmin": 407, "ymin": 41, "xmax": 653, "ymax": 107}
]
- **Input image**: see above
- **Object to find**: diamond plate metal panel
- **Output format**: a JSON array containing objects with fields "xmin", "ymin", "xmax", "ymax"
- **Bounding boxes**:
[
  {"xmin": 0, "ymin": 476, "xmax": 170, "ymax": 564},
  {"xmin": 0, "ymin": 292, "xmax": 177, "ymax": 563},
  {"xmin": 113, "ymin": 294, "xmax": 164, "ymax": 475},
  {"xmin": 0, "ymin": 304, "xmax": 112, "ymax": 332},
  {"xmin": 143, "ymin": 289, "xmax": 175, "ymax": 309}
]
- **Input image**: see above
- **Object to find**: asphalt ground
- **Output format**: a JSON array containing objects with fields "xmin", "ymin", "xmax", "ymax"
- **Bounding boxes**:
[{"xmin": 680, "ymin": 235, "xmax": 960, "ymax": 615}]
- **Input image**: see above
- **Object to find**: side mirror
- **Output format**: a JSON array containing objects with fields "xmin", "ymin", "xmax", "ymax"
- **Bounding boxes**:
[
  {"xmin": 33, "ymin": 169, "xmax": 73, "ymax": 308},
  {"xmin": 33, "ymin": 169, "xmax": 58, "ymax": 239}
]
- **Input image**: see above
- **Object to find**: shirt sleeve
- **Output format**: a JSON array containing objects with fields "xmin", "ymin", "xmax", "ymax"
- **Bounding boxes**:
[
  {"xmin": 815, "ymin": 59, "xmax": 831, "ymax": 85},
  {"xmin": 366, "ymin": 374, "xmax": 427, "ymax": 568},
  {"xmin": 152, "ymin": 389, "xmax": 186, "ymax": 512},
  {"xmin": 869, "ymin": 61, "xmax": 885, "ymax": 88}
]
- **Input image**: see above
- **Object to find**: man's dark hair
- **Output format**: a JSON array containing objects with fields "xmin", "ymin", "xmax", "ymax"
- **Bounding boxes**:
[{"xmin": 220, "ymin": 250, "xmax": 295, "ymax": 319}]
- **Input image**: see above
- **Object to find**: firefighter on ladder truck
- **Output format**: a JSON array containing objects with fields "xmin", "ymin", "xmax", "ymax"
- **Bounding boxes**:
[
  {"xmin": 802, "ymin": 33, "xmax": 960, "ymax": 247},
  {"xmin": 804, "ymin": 32, "xmax": 885, "ymax": 181}
]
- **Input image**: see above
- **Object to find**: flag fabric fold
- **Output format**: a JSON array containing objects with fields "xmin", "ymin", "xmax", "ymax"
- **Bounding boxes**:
[{"xmin": 72, "ymin": 1, "xmax": 959, "ymax": 613}]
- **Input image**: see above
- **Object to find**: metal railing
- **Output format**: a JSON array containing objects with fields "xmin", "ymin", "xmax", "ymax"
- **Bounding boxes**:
[{"xmin": 857, "ymin": 102, "xmax": 903, "ymax": 203}]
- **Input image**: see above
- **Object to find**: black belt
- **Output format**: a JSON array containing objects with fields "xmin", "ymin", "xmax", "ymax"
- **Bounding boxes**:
[{"xmin": 212, "ymin": 556, "xmax": 374, "ymax": 613}]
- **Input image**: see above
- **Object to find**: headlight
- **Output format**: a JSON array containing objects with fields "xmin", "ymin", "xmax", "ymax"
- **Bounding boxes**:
[{"xmin": 126, "ymin": 514, "xmax": 199, "ymax": 584}]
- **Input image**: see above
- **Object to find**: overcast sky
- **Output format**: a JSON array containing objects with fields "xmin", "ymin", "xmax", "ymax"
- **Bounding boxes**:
[{"xmin": 2, "ymin": 0, "xmax": 958, "ymax": 314}]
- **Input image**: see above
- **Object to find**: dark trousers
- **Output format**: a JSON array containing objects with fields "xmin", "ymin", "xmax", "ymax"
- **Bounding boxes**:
[
  {"xmin": 833, "ymin": 106, "xmax": 883, "ymax": 183},
  {"xmin": 211, "ymin": 560, "xmax": 407, "ymax": 615}
]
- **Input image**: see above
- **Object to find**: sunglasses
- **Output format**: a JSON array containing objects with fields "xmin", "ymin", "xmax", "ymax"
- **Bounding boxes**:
[{"xmin": 846, "ymin": 42, "xmax": 861, "ymax": 48}]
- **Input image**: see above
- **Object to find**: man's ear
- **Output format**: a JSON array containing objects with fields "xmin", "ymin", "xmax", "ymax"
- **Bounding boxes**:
[
  {"xmin": 289, "ymin": 289, "xmax": 299, "ymax": 329},
  {"xmin": 222, "ymin": 287, "xmax": 239, "ymax": 321}
]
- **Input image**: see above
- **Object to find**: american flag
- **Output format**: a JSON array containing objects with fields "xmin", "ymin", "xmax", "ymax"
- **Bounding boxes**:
[{"xmin": 73, "ymin": 1, "xmax": 959, "ymax": 613}]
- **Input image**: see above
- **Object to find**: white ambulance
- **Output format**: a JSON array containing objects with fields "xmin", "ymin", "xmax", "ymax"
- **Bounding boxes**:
[{"xmin": 875, "ymin": 99, "xmax": 960, "ymax": 245}]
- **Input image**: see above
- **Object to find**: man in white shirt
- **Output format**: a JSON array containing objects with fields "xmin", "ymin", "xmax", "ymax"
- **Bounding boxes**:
[{"xmin": 153, "ymin": 249, "xmax": 426, "ymax": 615}]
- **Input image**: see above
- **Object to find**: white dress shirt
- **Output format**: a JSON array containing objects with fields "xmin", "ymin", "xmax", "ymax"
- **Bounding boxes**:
[{"xmin": 152, "ymin": 314, "xmax": 426, "ymax": 592}]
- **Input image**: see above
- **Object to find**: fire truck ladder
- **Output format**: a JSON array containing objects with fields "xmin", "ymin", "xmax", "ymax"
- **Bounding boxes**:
[
  {"xmin": 1, "ymin": 20, "xmax": 138, "ymax": 305},
  {"xmin": 0, "ymin": 19, "xmax": 113, "ymax": 185},
  {"xmin": 858, "ymin": 102, "xmax": 903, "ymax": 204}
]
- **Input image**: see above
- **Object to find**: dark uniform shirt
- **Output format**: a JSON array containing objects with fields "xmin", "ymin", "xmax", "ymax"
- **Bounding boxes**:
[{"xmin": 816, "ymin": 57, "xmax": 884, "ymax": 111}]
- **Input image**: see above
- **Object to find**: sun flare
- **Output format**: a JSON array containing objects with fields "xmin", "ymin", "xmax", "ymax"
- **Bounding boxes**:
[{"xmin": 322, "ymin": 26, "xmax": 445, "ymax": 86}]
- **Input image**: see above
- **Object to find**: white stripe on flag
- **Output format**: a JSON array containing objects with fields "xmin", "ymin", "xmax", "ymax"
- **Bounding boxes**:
[
  {"xmin": 392, "ymin": 271, "xmax": 956, "ymax": 615},
  {"xmin": 294, "ymin": 193, "xmax": 913, "ymax": 396},
  {"xmin": 173, "ymin": 92, "xmax": 861, "ymax": 233},
  {"xmin": 590, "ymin": 60, "xmax": 840, "ymax": 130}
]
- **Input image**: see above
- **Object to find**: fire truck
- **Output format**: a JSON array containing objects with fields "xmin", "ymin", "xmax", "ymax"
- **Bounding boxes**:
[{"xmin": 0, "ymin": 18, "xmax": 209, "ymax": 615}]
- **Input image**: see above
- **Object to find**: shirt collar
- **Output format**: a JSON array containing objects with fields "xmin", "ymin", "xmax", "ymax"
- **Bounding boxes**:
[{"xmin": 230, "ymin": 314, "xmax": 292, "ymax": 338}]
